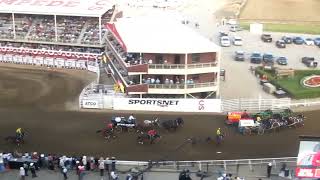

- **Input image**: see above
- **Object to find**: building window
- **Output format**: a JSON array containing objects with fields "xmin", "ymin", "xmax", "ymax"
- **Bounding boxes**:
[{"xmin": 191, "ymin": 54, "xmax": 200, "ymax": 63}]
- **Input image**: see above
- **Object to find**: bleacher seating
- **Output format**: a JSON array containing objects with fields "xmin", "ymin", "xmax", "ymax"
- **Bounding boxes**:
[{"xmin": 0, "ymin": 8, "xmax": 115, "ymax": 46}]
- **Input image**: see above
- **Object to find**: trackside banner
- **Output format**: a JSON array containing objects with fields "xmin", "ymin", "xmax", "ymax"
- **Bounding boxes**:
[
  {"xmin": 112, "ymin": 98, "xmax": 221, "ymax": 112},
  {"xmin": 82, "ymin": 100, "xmax": 99, "ymax": 109}
]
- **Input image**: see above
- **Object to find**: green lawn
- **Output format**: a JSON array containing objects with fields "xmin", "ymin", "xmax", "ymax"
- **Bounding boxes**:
[
  {"xmin": 240, "ymin": 22, "xmax": 320, "ymax": 35},
  {"xmin": 255, "ymin": 68, "xmax": 320, "ymax": 99},
  {"xmin": 275, "ymin": 74, "xmax": 320, "ymax": 99}
]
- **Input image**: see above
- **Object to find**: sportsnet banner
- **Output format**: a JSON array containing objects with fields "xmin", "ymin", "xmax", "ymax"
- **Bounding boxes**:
[{"xmin": 112, "ymin": 98, "xmax": 221, "ymax": 113}]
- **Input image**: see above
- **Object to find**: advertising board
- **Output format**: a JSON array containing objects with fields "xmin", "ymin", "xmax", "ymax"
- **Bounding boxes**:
[
  {"xmin": 82, "ymin": 100, "xmax": 99, "ymax": 109},
  {"xmin": 296, "ymin": 137, "xmax": 320, "ymax": 178},
  {"xmin": 88, "ymin": 65, "xmax": 98, "ymax": 73},
  {"xmin": 112, "ymin": 98, "xmax": 221, "ymax": 113}
]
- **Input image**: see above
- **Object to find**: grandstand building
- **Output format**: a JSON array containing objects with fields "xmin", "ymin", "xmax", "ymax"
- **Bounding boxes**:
[
  {"xmin": 0, "ymin": 0, "xmax": 120, "ymax": 66},
  {"xmin": 104, "ymin": 16, "xmax": 221, "ymax": 99}
]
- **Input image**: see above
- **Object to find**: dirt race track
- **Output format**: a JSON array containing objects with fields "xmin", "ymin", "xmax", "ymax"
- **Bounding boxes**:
[
  {"xmin": 0, "ymin": 64, "xmax": 320, "ymax": 161},
  {"xmin": 239, "ymin": 0, "xmax": 320, "ymax": 23}
]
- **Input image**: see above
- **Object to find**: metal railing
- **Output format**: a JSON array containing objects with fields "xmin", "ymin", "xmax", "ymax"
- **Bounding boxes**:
[
  {"xmin": 114, "ymin": 157, "xmax": 297, "ymax": 172},
  {"xmin": 186, "ymin": 82, "xmax": 216, "ymax": 88},
  {"xmin": 148, "ymin": 82, "xmax": 217, "ymax": 89},
  {"xmin": 148, "ymin": 62, "xmax": 217, "ymax": 69}
]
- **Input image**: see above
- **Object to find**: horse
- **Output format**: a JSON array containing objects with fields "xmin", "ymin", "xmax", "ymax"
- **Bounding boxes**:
[
  {"xmin": 160, "ymin": 117, "xmax": 184, "ymax": 131},
  {"xmin": 96, "ymin": 128, "xmax": 116, "ymax": 140},
  {"xmin": 137, "ymin": 133, "xmax": 161, "ymax": 145},
  {"xmin": 136, "ymin": 118, "xmax": 160, "ymax": 133},
  {"xmin": 5, "ymin": 133, "xmax": 25, "ymax": 146}
]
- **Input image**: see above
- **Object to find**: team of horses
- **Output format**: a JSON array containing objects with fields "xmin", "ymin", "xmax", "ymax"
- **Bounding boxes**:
[{"xmin": 97, "ymin": 117, "xmax": 184, "ymax": 144}]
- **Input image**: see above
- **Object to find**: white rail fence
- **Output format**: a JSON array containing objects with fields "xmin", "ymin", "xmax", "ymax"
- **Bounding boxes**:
[
  {"xmin": 221, "ymin": 98, "xmax": 291, "ymax": 112},
  {"xmin": 115, "ymin": 157, "xmax": 297, "ymax": 175}
]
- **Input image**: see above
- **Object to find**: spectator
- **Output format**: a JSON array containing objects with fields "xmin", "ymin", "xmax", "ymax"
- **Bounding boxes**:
[
  {"xmin": 111, "ymin": 157, "xmax": 116, "ymax": 171},
  {"xmin": 78, "ymin": 164, "xmax": 85, "ymax": 180},
  {"xmin": 62, "ymin": 167, "xmax": 68, "ymax": 180},
  {"xmin": 0, "ymin": 153, "xmax": 4, "ymax": 172},
  {"xmin": 30, "ymin": 163, "xmax": 37, "ymax": 178},
  {"xmin": 23, "ymin": 162, "xmax": 29, "ymax": 176},
  {"xmin": 110, "ymin": 171, "xmax": 119, "ymax": 180},
  {"xmin": 19, "ymin": 167, "xmax": 26, "ymax": 180},
  {"xmin": 267, "ymin": 162, "xmax": 272, "ymax": 178},
  {"xmin": 126, "ymin": 173, "xmax": 133, "ymax": 180},
  {"xmin": 105, "ymin": 157, "xmax": 111, "ymax": 175},
  {"xmin": 148, "ymin": 59, "xmax": 152, "ymax": 64},
  {"xmin": 98, "ymin": 157, "xmax": 105, "ymax": 177},
  {"xmin": 155, "ymin": 78, "xmax": 160, "ymax": 84}
]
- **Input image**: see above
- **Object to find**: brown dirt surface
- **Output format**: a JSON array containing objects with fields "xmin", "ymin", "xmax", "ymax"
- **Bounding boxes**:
[
  {"xmin": 0, "ymin": 63, "xmax": 319, "ymax": 161},
  {"xmin": 240, "ymin": 0, "xmax": 320, "ymax": 23}
]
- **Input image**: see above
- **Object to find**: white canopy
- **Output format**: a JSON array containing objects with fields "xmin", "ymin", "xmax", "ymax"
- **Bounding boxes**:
[
  {"xmin": 0, "ymin": 0, "xmax": 115, "ymax": 17},
  {"xmin": 109, "ymin": 15, "xmax": 220, "ymax": 54}
]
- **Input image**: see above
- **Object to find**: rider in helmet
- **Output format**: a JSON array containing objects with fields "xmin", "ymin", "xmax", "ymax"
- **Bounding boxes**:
[
  {"xmin": 127, "ymin": 114, "xmax": 136, "ymax": 124},
  {"xmin": 16, "ymin": 128, "xmax": 23, "ymax": 140},
  {"xmin": 256, "ymin": 116, "xmax": 262, "ymax": 122},
  {"xmin": 216, "ymin": 128, "xmax": 222, "ymax": 137},
  {"xmin": 148, "ymin": 129, "xmax": 157, "ymax": 139},
  {"xmin": 242, "ymin": 110, "xmax": 249, "ymax": 118}
]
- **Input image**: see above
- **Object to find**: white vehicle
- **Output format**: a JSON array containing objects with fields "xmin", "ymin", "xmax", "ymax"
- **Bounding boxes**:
[
  {"xmin": 220, "ymin": 36, "xmax": 231, "ymax": 47},
  {"xmin": 304, "ymin": 38, "xmax": 314, "ymax": 45},
  {"xmin": 233, "ymin": 36, "xmax": 243, "ymax": 46},
  {"xmin": 227, "ymin": 19, "xmax": 237, "ymax": 25}
]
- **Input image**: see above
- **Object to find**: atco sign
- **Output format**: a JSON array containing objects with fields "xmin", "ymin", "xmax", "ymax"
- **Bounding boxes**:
[
  {"xmin": 113, "ymin": 98, "xmax": 221, "ymax": 112},
  {"xmin": 82, "ymin": 100, "xmax": 99, "ymax": 109}
]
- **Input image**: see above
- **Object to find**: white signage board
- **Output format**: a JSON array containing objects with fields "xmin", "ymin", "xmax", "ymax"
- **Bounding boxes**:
[
  {"xmin": 22, "ymin": 56, "xmax": 29, "ymax": 64},
  {"xmin": 12, "ymin": 55, "xmax": 17, "ymax": 63},
  {"xmin": 55, "ymin": 58, "xmax": 65, "ymax": 67},
  {"xmin": 82, "ymin": 100, "xmax": 99, "ymax": 109},
  {"xmin": 46, "ymin": 58, "xmax": 54, "ymax": 66},
  {"xmin": 34, "ymin": 56, "xmax": 44, "ymax": 66},
  {"xmin": 76, "ymin": 60, "xmax": 87, "ymax": 69},
  {"xmin": 65, "ymin": 60, "xmax": 76, "ymax": 68},
  {"xmin": 87, "ymin": 64, "xmax": 98, "ymax": 73},
  {"xmin": 4, "ymin": 55, "xmax": 12, "ymax": 62},
  {"xmin": 16, "ymin": 55, "xmax": 23, "ymax": 64},
  {"xmin": 113, "ymin": 98, "xmax": 221, "ymax": 113}
]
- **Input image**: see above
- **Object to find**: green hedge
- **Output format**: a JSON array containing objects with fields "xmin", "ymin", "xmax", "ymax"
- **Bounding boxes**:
[{"xmin": 255, "ymin": 67, "xmax": 320, "ymax": 99}]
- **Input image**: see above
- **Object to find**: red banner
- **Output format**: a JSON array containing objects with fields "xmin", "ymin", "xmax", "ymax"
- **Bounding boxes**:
[{"xmin": 106, "ymin": 23, "xmax": 127, "ymax": 52}]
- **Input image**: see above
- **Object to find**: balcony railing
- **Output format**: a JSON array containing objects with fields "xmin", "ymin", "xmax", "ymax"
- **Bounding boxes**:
[
  {"xmin": 149, "ymin": 64, "xmax": 185, "ymax": 69},
  {"xmin": 148, "ymin": 82, "xmax": 216, "ymax": 89},
  {"xmin": 148, "ymin": 62, "xmax": 217, "ymax": 69},
  {"xmin": 186, "ymin": 82, "xmax": 216, "ymax": 88},
  {"xmin": 187, "ymin": 62, "xmax": 217, "ymax": 69}
]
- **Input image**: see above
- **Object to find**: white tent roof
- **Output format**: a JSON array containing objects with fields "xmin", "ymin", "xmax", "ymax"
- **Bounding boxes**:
[
  {"xmin": 0, "ymin": 0, "xmax": 115, "ymax": 17},
  {"xmin": 110, "ymin": 15, "xmax": 220, "ymax": 54}
]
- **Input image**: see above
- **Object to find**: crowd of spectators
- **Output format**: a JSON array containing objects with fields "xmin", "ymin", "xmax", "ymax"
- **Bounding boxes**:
[
  {"xmin": 0, "ymin": 11, "xmax": 115, "ymax": 45},
  {"xmin": 28, "ymin": 15, "xmax": 55, "ymax": 42},
  {"xmin": 0, "ymin": 151, "xmax": 131, "ymax": 180},
  {"xmin": 0, "ymin": 14, "xmax": 14, "ymax": 39}
]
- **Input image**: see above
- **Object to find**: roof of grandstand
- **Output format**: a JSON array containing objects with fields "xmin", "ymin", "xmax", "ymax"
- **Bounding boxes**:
[
  {"xmin": 107, "ymin": 15, "xmax": 220, "ymax": 54},
  {"xmin": 0, "ymin": 0, "xmax": 115, "ymax": 17}
]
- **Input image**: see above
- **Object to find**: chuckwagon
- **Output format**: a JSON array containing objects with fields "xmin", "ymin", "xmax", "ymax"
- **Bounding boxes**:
[{"xmin": 226, "ymin": 111, "xmax": 251, "ymax": 125}]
